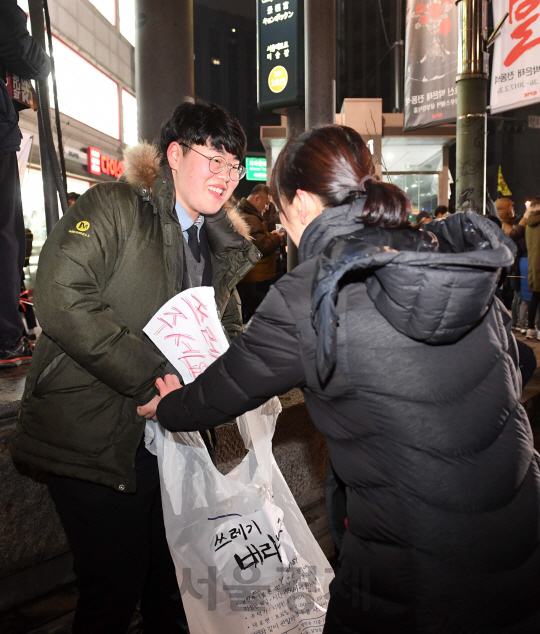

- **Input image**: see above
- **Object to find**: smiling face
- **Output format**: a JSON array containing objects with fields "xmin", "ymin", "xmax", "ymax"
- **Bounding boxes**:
[{"xmin": 167, "ymin": 141, "xmax": 240, "ymax": 220}]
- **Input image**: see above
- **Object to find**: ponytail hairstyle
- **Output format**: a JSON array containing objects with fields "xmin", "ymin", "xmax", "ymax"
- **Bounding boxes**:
[{"xmin": 270, "ymin": 125, "xmax": 411, "ymax": 229}]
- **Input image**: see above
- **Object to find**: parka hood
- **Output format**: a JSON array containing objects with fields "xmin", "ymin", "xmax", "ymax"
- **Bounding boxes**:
[
  {"xmin": 122, "ymin": 142, "xmax": 253, "ymax": 242},
  {"xmin": 309, "ymin": 207, "xmax": 516, "ymax": 382}
]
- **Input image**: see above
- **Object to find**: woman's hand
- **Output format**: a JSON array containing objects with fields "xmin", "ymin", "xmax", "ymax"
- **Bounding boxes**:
[{"xmin": 156, "ymin": 374, "xmax": 183, "ymax": 398}]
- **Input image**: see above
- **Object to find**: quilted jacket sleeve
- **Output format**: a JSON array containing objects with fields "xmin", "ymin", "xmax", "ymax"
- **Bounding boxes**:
[
  {"xmin": 220, "ymin": 287, "xmax": 243, "ymax": 341},
  {"xmin": 34, "ymin": 184, "xmax": 166, "ymax": 406},
  {"xmin": 156, "ymin": 284, "xmax": 306, "ymax": 431},
  {"xmin": 0, "ymin": 0, "xmax": 51, "ymax": 80}
]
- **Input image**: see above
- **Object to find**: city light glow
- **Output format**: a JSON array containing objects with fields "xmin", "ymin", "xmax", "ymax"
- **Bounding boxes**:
[{"xmin": 50, "ymin": 36, "xmax": 120, "ymax": 139}]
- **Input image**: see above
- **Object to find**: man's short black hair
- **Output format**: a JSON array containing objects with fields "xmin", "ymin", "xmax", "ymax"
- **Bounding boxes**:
[
  {"xmin": 159, "ymin": 98, "xmax": 247, "ymax": 165},
  {"xmin": 250, "ymin": 184, "xmax": 270, "ymax": 197},
  {"xmin": 67, "ymin": 192, "xmax": 81, "ymax": 201}
]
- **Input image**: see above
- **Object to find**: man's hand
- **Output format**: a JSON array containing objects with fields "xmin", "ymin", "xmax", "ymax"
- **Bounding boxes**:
[
  {"xmin": 137, "ymin": 394, "xmax": 161, "ymax": 421},
  {"xmin": 156, "ymin": 374, "xmax": 183, "ymax": 398}
]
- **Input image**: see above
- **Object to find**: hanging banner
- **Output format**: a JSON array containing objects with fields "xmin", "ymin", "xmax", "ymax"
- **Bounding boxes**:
[
  {"xmin": 490, "ymin": 0, "xmax": 540, "ymax": 114},
  {"xmin": 404, "ymin": 0, "xmax": 458, "ymax": 131}
]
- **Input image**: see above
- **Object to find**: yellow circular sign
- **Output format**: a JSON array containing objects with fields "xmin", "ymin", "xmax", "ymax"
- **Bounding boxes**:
[
  {"xmin": 268, "ymin": 66, "xmax": 288, "ymax": 94},
  {"xmin": 76, "ymin": 221, "xmax": 90, "ymax": 232}
]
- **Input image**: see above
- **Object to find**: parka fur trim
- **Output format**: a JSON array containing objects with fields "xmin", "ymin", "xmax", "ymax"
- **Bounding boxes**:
[{"xmin": 122, "ymin": 142, "xmax": 252, "ymax": 241}]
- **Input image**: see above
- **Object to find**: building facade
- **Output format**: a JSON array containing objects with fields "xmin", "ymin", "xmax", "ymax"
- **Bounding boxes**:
[{"xmin": 16, "ymin": 0, "xmax": 136, "ymax": 283}]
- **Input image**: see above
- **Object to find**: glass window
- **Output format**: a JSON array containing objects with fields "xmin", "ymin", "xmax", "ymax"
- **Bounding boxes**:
[
  {"xmin": 118, "ymin": 0, "xmax": 136, "ymax": 46},
  {"xmin": 383, "ymin": 174, "xmax": 439, "ymax": 218},
  {"xmin": 122, "ymin": 89, "xmax": 138, "ymax": 146},
  {"xmin": 66, "ymin": 176, "xmax": 92, "ymax": 196},
  {"xmin": 21, "ymin": 168, "xmax": 92, "ymax": 287},
  {"xmin": 21, "ymin": 168, "xmax": 48, "ymax": 248},
  {"xmin": 382, "ymin": 141, "xmax": 444, "ymax": 173},
  {"xmin": 51, "ymin": 37, "xmax": 120, "ymax": 139},
  {"xmin": 89, "ymin": 0, "xmax": 116, "ymax": 25}
]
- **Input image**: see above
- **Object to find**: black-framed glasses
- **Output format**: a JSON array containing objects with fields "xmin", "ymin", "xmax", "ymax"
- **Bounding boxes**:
[{"xmin": 180, "ymin": 143, "xmax": 246, "ymax": 181}]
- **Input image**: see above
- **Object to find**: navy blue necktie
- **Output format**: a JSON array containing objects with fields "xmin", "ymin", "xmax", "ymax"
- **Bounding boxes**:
[{"xmin": 186, "ymin": 225, "xmax": 201, "ymax": 263}]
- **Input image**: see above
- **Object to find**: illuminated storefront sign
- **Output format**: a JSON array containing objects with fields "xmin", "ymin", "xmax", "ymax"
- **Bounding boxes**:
[
  {"xmin": 87, "ymin": 146, "xmax": 125, "ymax": 178},
  {"xmin": 257, "ymin": 0, "xmax": 304, "ymax": 110},
  {"xmin": 245, "ymin": 157, "xmax": 268, "ymax": 181}
]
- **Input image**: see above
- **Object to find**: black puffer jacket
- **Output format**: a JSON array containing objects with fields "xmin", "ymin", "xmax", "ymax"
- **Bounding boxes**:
[
  {"xmin": 0, "ymin": 0, "xmax": 50, "ymax": 153},
  {"xmin": 157, "ymin": 204, "xmax": 540, "ymax": 633}
]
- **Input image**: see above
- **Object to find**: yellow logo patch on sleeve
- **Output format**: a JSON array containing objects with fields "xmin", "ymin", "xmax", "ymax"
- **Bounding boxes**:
[{"xmin": 69, "ymin": 220, "xmax": 91, "ymax": 237}]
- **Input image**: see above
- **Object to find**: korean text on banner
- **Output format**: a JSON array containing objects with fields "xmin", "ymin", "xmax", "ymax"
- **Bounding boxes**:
[
  {"xmin": 5, "ymin": 72, "xmax": 38, "ymax": 111},
  {"xmin": 490, "ymin": 0, "xmax": 540, "ymax": 114},
  {"xmin": 404, "ymin": 0, "xmax": 459, "ymax": 131},
  {"xmin": 143, "ymin": 286, "xmax": 229, "ymax": 384}
]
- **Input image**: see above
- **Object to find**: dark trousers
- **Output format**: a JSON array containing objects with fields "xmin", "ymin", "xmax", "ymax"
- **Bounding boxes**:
[
  {"xmin": 237, "ymin": 280, "xmax": 272, "ymax": 324},
  {"xmin": 0, "ymin": 151, "xmax": 25, "ymax": 349},
  {"xmin": 528, "ymin": 292, "xmax": 540, "ymax": 329},
  {"xmin": 46, "ymin": 446, "xmax": 188, "ymax": 634},
  {"xmin": 516, "ymin": 339, "xmax": 537, "ymax": 387}
]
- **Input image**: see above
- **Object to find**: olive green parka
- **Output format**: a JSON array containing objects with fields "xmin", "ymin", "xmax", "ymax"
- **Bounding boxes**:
[{"xmin": 9, "ymin": 143, "xmax": 260, "ymax": 492}]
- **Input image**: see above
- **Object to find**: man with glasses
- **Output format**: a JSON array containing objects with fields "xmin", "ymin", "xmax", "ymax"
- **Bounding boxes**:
[{"xmin": 11, "ymin": 99, "xmax": 259, "ymax": 634}]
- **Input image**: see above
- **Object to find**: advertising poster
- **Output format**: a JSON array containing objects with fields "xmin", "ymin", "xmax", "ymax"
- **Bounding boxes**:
[
  {"xmin": 490, "ymin": 0, "xmax": 540, "ymax": 113},
  {"xmin": 404, "ymin": 0, "xmax": 458, "ymax": 131}
]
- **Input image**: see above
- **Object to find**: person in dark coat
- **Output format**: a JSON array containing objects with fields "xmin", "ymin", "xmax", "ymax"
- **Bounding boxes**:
[
  {"xmin": 237, "ymin": 184, "xmax": 283, "ymax": 321},
  {"xmin": 0, "ymin": 0, "xmax": 50, "ymax": 366},
  {"xmin": 412, "ymin": 210, "xmax": 432, "ymax": 226},
  {"xmin": 154, "ymin": 125, "xmax": 540, "ymax": 633},
  {"xmin": 525, "ymin": 196, "xmax": 540, "ymax": 338},
  {"xmin": 433, "ymin": 204, "xmax": 448, "ymax": 219}
]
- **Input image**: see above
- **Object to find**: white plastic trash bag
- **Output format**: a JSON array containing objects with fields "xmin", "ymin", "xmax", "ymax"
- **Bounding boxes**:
[
  {"xmin": 153, "ymin": 401, "xmax": 333, "ymax": 634},
  {"xmin": 144, "ymin": 287, "xmax": 334, "ymax": 633}
]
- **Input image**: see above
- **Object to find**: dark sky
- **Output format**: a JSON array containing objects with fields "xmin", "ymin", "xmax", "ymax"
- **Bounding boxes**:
[{"xmin": 195, "ymin": 0, "xmax": 255, "ymax": 20}]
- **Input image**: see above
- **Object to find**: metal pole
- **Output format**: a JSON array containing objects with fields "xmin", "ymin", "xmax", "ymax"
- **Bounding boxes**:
[
  {"xmin": 28, "ymin": 0, "xmax": 59, "ymax": 234},
  {"xmin": 286, "ymin": 107, "xmax": 305, "ymax": 138},
  {"xmin": 482, "ymin": 111, "xmax": 487, "ymax": 215},
  {"xmin": 455, "ymin": 0, "xmax": 488, "ymax": 214},
  {"xmin": 305, "ymin": 0, "xmax": 336, "ymax": 130},
  {"xmin": 284, "ymin": 0, "xmax": 335, "ymax": 272},
  {"xmin": 135, "ymin": 0, "xmax": 194, "ymax": 144},
  {"xmin": 393, "ymin": 0, "xmax": 404, "ymax": 113},
  {"xmin": 43, "ymin": 0, "xmax": 67, "ymax": 199}
]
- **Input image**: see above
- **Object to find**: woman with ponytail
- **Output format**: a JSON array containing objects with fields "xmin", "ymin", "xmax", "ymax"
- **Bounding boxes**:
[{"xmin": 156, "ymin": 126, "xmax": 540, "ymax": 633}]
